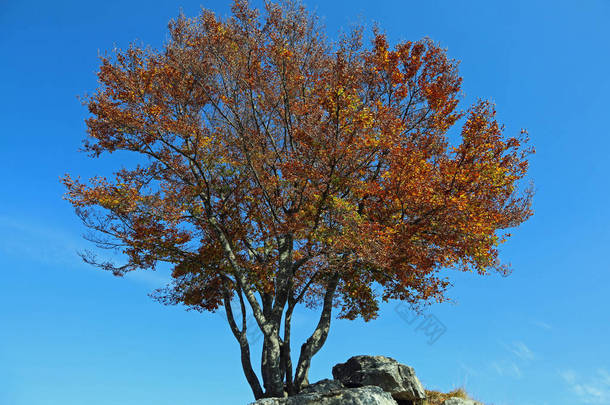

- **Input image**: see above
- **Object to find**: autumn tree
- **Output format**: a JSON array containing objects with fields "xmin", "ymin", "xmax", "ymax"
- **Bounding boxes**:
[{"xmin": 63, "ymin": 0, "xmax": 533, "ymax": 399}]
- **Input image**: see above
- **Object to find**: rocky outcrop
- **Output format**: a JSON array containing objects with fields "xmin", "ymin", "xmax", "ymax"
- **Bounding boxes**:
[
  {"xmin": 332, "ymin": 355, "xmax": 426, "ymax": 404},
  {"xmin": 250, "ymin": 385, "xmax": 397, "ymax": 405},
  {"xmin": 299, "ymin": 379, "xmax": 345, "ymax": 394},
  {"xmin": 250, "ymin": 355, "xmax": 428, "ymax": 405}
]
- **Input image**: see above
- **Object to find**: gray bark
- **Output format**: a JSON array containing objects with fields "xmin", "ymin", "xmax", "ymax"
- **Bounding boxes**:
[
  {"xmin": 210, "ymin": 219, "xmax": 340, "ymax": 399},
  {"xmin": 221, "ymin": 281, "xmax": 264, "ymax": 399},
  {"xmin": 280, "ymin": 302, "xmax": 295, "ymax": 394},
  {"xmin": 293, "ymin": 273, "xmax": 340, "ymax": 392},
  {"xmin": 207, "ymin": 216, "xmax": 273, "ymax": 336}
]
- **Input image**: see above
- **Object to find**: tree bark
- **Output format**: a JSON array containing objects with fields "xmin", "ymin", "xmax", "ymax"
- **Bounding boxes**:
[
  {"xmin": 260, "ymin": 331, "xmax": 285, "ymax": 398},
  {"xmin": 272, "ymin": 234, "xmax": 293, "ymax": 325},
  {"xmin": 220, "ymin": 281, "xmax": 264, "ymax": 399},
  {"xmin": 281, "ymin": 300, "xmax": 296, "ymax": 395},
  {"xmin": 216, "ymin": 225, "xmax": 340, "ymax": 398},
  {"xmin": 207, "ymin": 216, "xmax": 272, "ymax": 336},
  {"xmin": 293, "ymin": 273, "xmax": 339, "ymax": 392},
  {"xmin": 261, "ymin": 336, "xmax": 270, "ymax": 393},
  {"xmin": 238, "ymin": 335, "xmax": 264, "ymax": 400},
  {"xmin": 259, "ymin": 233, "xmax": 294, "ymax": 397},
  {"xmin": 266, "ymin": 332, "xmax": 284, "ymax": 397}
]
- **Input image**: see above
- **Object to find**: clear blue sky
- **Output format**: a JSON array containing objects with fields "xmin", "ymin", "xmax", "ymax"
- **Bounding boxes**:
[{"xmin": 1, "ymin": 1, "xmax": 609, "ymax": 404}]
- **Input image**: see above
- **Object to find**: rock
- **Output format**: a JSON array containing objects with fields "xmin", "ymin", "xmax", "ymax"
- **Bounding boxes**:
[
  {"xmin": 299, "ymin": 379, "xmax": 345, "ymax": 394},
  {"xmin": 332, "ymin": 355, "xmax": 426, "ymax": 404},
  {"xmin": 249, "ymin": 385, "xmax": 398, "ymax": 405},
  {"xmin": 442, "ymin": 398, "xmax": 483, "ymax": 405}
]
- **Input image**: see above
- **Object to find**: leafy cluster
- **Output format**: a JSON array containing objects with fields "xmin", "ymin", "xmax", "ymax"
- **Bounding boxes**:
[{"xmin": 63, "ymin": 0, "xmax": 533, "ymax": 323}]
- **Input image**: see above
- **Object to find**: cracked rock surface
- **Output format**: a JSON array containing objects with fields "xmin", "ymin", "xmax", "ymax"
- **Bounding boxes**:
[
  {"xmin": 250, "ymin": 385, "xmax": 398, "ymax": 405},
  {"xmin": 332, "ymin": 355, "xmax": 426, "ymax": 403}
]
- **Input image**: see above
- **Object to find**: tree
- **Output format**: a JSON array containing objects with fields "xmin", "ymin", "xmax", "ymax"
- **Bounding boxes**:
[{"xmin": 63, "ymin": 0, "xmax": 533, "ymax": 399}]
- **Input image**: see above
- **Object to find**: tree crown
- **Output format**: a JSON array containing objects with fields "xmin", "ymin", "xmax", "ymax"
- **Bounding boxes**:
[{"xmin": 63, "ymin": 0, "xmax": 533, "ymax": 322}]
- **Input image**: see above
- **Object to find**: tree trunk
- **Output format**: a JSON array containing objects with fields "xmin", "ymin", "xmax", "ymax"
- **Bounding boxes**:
[
  {"xmin": 220, "ymin": 228, "xmax": 340, "ymax": 399},
  {"xmin": 293, "ymin": 273, "xmax": 339, "ymax": 392},
  {"xmin": 260, "ymin": 233, "xmax": 294, "ymax": 397},
  {"xmin": 280, "ymin": 303, "xmax": 295, "ymax": 395},
  {"xmin": 265, "ymin": 332, "xmax": 285, "ymax": 397},
  {"xmin": 220, "ymin": 281, "xmax": 264, "ymax": 399},
  {"xmin": 238, "ymin": 336, "xmax": 264, "ymax": 399},
  {"xmin": 260, "ymin": 331, "xmax": 286, "ymax": 398},
  {"xmin": 261, "ymin": 335, "xmax": 270, "ymax": 393}
]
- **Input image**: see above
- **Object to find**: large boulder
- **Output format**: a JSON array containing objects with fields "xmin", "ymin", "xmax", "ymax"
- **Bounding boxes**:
[
  {"xmin": 299, "ymin": 379, "xmax": 345, "ymax": 394},
  {"xmin": 249, "ymin": 385, "xmax": 398, "ymax": 405},
  {"xmin": 442, "ymin": 399, "xmax": 483, "ymax": 405},
  {"xmin": 332, "ymin": 355, "xmax": 426, "ymax": 404}
]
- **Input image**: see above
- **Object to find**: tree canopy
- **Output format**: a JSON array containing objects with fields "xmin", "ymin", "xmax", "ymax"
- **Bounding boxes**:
[{"xmin": 63, "ymin": 0, "xmax": 533, "ymax": 399}]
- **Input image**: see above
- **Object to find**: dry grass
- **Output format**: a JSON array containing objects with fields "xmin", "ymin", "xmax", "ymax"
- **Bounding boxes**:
[{"xmin": 425, "ymin": 387, "xmax": 471, "ymax": 405}]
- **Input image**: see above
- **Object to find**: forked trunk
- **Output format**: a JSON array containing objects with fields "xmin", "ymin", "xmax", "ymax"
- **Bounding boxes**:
[{"xmin": 231, "ymin": 273, "xmax": 339, "ymax": 399}]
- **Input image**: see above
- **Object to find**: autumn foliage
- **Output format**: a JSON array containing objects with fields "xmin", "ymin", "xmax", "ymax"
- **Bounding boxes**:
[{"xmin": 63, "ymin": 0, "xmax": 533, "ymax": 399}]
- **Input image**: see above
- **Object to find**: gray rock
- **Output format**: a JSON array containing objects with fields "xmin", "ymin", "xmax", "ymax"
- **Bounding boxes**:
[
  {"xmin": 442, "ymin": 398, "xmax": 483, "ymax": 405},
  {"xmin": 300, "ymin": 379, "xmax": 345, "ymax": 394},
  {"xmin": 332, "ymin": 355, "xmax": 426, "ymax": 404},
  {"xmin": 249, "ymin": 385, "xmax": 398, "ymax": 405}
]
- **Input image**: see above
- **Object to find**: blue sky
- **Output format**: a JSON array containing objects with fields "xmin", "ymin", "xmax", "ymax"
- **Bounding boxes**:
[{"xmin": 1, "ymin": 1, "xmax": 609, "ymax": 404}]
